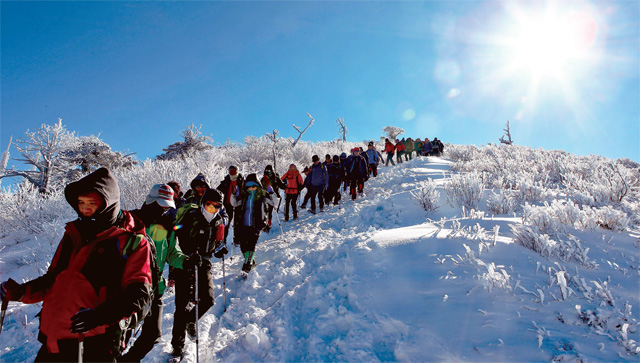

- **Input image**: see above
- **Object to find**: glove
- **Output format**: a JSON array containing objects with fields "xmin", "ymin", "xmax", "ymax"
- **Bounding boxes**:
[
  {"xmin": 233, "ymin": 186, "xmax": 240, "ymax": 197},
  {"xmin": 70, "ymin": 308, "xmax": 103, "ymax": 334},
  {"xmin": 184, "ymin": 254, "xmax": 202, "ymax": 269},
  {"xmin": 167, "ymin": 279, "xmax": 175, "ymax": 288},
  {"xmin": 214, "ymin": 243, "xmax": 228, "ymax": 258},
  {"xmin": 266, "ymin": 186, "xmax": 274, "ymax": 194},
  {"xmin": 1, "ymin": 279, "xmax": 25, "ymax": 302}
]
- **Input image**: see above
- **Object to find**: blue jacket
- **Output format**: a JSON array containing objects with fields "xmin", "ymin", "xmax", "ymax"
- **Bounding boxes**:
[
  {"xmin": 306, "ymin": 162, "xmax": 328, "ymax": 188},
  {"xmin": 365, "ymin": 149, "xmax": 380, "ymax": 164}
]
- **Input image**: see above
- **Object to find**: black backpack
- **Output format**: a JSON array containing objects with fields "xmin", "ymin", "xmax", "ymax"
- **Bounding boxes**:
[{"xmin": 116, "ymin": 233, "xmax": 160, "ymax": 353}]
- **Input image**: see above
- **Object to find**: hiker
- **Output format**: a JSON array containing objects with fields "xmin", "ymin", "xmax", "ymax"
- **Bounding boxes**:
[
  {"xmin": 423, "ymin": 138, "xmax": 433, "ymax": 156},
  {"xmin": 325, "ymin": 155, "xmax": 346, "ymax": 205},
  {"xmin": 0, "ymin": 168, "xmax": 152, "ymax": 362},
  {"xmin": 346, "ymin": 148, "xmax": 368, "ymax": 200},
  {"xmin": 384, "ymin": 138, "xmax": 396, "ymax": 166},
  {"xmin": 324, "ymin": 154, "xmax": 332, "ymax": 168},
  {"xmin": 121, "ymin": 184, "xmax": 201, "ymax": 362},
  {"xmin": 260, "ymin": 165, "xmax": 286, "ymax": 231},
  {"xmin": 415, "ymin": 138, "xmax": 424, "ymax": 157},
  {"xmin": 217, "ymin": 166, "xmax": 245, "ymax": 242},
  {"xmin": 183, "ymin": 173, "xmax": 210, "ymax": 205},
  {"xmin": 365, "ymin": 142, "xmax": 381, "ymax": 177},
  {"xmin": 281, "ymin": 164, "xmax": 304, "ymax": 221},
  {"xmin": 405, "ymin": 137, "xmax": 414, "ymax": 161},
  {"xmin": 231, "ymin": 173, "xmax": 275, "ymax": 275},
  {"xmin": 395, "ymin": 140, "xmax": 406, "ymax": 164},
  {"xmin": 431, "ymin": 137, "xmax": 440, "ymax": 156},
  {"xmin": 340, "ymin": 153, "xmax": 349, "ymax": 191},
  {"xmin": 302, "ymin": 155, "xmax": 328, "ymax": 213},
  {"xmin": 171, "ymin": 188, "xmax": 228, "ymax": 359},
  {"xmin": 167, "ymin": 181, "xmax": 186, "ymax": 209}
]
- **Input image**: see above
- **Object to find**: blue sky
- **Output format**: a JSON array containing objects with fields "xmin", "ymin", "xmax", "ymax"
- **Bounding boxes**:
[{"xmin": 2, "ymin": 1, "xmax": 639, "ymax": 167}]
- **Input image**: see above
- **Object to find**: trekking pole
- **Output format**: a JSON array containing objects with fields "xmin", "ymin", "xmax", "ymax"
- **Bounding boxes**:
[
  {"xmin": 78, "ymin": 333, "xmax": 84, "ymax": 363},
  {"xmin": 273, "ymin": 208, "xmax": 287, "ymax": 245},
  {"xmin": 222, "ymin": 256, "xmax": 227, "ymax": 313},
  {"xmin": 0, "ymin": 298, "xmax": 8, "ymax": 337},
  {"xmin": 194, "ymin": 264, "xmax": 199, "ymax": 363}
]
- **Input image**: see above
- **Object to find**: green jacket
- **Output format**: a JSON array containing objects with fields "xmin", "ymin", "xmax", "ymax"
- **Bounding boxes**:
[
  {"xmin": 405, "ymin": 139, "xmax": 415, "ymax": 152},
  {"xmin": 147, "ymin": 223, "xmax": 187, "ymax": 295}
]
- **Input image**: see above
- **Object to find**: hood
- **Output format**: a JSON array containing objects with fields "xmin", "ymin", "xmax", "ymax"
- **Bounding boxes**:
[
  {"xmin": 201, "ymin": 188, "xmax": 223, "ymax": 205},
  {"xmin": 245, "ymin": 173, "xmax": 260, "ymax": 188},
  {"xmin": 65, "ymin": 167, "xmax": 120, "ymax": 229},
  {"xmin": 190, "ymin": 173, "xmax": 210, "ymax": 190}
]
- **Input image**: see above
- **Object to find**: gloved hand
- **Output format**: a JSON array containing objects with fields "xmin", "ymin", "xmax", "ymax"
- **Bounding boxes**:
[
  {"xmin": 233, "ymin": 186, "xmax": 240, "ymax": 197},
  {"xmin": 1, "ymin": 279, "xmax": 25, "ymax": 302},
  {"xmin": 70, "ymin": 308, "xmax": 103, "ymax": 334},
  {"xmin": 184, "ymin": 254, "xmax": 202, "ymax": 269},
  {"xmin": 167, "ymin": 279, "xmax": 175, "ymax": 288},
  {"xmin": 214, "ymin": 243, "xmax": 228, "ymax": 258},
  {"xmin": 266, "ymin": 186, "xmax": 274, "ymax": 194}
]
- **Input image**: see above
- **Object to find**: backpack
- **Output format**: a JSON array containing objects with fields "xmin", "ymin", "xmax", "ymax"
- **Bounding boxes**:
[{"xmin": 117, "ymin": 233, "xmax": 160, "ymax": 352}]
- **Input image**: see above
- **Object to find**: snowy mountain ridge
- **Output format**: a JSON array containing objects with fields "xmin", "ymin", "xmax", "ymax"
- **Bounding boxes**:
[{"xmin": 1, "ymin": 154, "xmax": 639, "ymax": 362}]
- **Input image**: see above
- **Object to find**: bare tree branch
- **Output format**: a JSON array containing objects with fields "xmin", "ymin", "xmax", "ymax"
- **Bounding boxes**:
[{"xmin": 292, "ymin": 113, "xmax": 314, "ymax": 148}]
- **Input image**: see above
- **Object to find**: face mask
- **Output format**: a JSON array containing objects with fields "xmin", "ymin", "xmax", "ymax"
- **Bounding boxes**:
[{"xmin": 229, "ymin": 169, "xmax": 237, "ymax": 176}]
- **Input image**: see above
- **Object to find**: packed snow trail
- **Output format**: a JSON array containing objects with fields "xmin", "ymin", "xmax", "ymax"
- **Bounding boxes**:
[{"xmin": 2, "ymin": 157, "xmax": 639, "ymax": 362}]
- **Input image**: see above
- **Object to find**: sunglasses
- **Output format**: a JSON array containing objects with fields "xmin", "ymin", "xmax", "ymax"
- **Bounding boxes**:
[{"xmin": 205, "ymin": 201, "xmax": 221, "ymax": 209}]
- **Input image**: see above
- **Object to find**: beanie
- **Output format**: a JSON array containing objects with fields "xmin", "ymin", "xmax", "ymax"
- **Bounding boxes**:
[{"xmin": 312, "ymin": 155, "xmax": 320, "ymax": 162}]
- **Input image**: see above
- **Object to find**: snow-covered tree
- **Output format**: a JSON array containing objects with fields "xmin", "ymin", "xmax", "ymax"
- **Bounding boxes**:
[
  {"xmin": 0, "ymin": 136, "xmax": 11, "ymax": 185},
  {"xmin": 0, "ymin": 119, "xmax": 78, "ymax": 194},
  {"xmin": 382, "ymin": 126, "xmax": 405, "ymax": 141},
  {"xmin": 292, "ymin": 113, "xmax": 314, "ymax": 148},
  {"xmin": 265, "ymin": 129, "xmax": 284, "ymax": 172},
  {"xmin": 336, "ymin": 118, "xmax": 348, "ymax": 142},
  {"xmin": 60, "ymin": 135, "xmax": 136, "ymax": 179},
  {"xmin": 156, "ymin": 124, "xmax": 213, "ymax": 160},
  {"xmin": 499, "ymin": 120, "xmax": 513, "ymax": 145}
]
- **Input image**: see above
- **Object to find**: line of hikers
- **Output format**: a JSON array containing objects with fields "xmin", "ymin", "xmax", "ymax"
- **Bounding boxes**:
[
  {"xmin": 0, "ymin": 137, "xmax": 443, "ymax": 362},
  {"xmin": 382, "ymin": 137, "xmax": 445, "ymax": 166}
]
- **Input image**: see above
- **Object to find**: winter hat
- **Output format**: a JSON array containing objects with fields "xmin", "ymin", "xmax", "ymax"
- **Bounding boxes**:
[
  {"xmin": 245, "ymin": 173, "xmax": 260, "ymax": 188},
  {"xmin": 312, "ymin": 155, "xmax": 320, "ymax": 163},
  {"xmin": 190, "ymin": 173, "xmax": 209, "ymax": 190},
  {"xmin": 332, "ymin": 155, "xmax": 340, "ymax": 162},
  {"xmin": 340, "ymin": 152, "xmax": 347, "ymax": 159},
  {"xmin": 368, "ymin": 141, "xmax": 374, "ymax": 146},
  {"xmin": 264, "ymin": 165, "xmax": 274, "ymax": 173},
  {"xmin": 289, "ymin": 163, "xmax": 297, "ymax": 169},
  {"xmin": 351, "ymin": 147, "xmax": 360, "ymax": 153},
  {"xmin": 201, "ymin": 188, "xmax": 223, "ymax": 205},
  {"xmin": 145, "ymin": 184, "xmax": 176, "ymax": 209}
]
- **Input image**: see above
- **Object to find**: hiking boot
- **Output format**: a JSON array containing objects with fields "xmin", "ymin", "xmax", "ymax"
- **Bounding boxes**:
[
  {"xmin": 293, "ymin": 213, "xmax": 298, "ymax": 220},
  {"xmin": 171, "ymin": 346, "xmax": 184, "ymax": 359},
  {"xmin": 242, "ymin": 262, "xmax": 252, "ymax": 274},
  {"xmin": 186, "ymin": 322, "xmax": 197, "ymax": 341},
  {"xmin": 284, "ymin": 215, "xmax": 289, "ymax": 222},
  {"xmin": 300, "ymin": 204, "xmax": 306, "ymax": 209}
]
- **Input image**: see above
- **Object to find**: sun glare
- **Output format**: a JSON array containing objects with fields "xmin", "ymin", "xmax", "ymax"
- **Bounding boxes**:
[{"xmin": 506, "ymin": 6, "xmax": 598, "ymax": 77}]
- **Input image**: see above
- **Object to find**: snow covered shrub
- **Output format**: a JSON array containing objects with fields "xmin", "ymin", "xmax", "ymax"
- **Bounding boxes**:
[
  {"xmin": 410, "ymin": 178, "xmax": 440, "ymax": 214},
  {"xmin": 444, "ymin": 170, "xmax": 484, "ymax": 210},
  {"xmin": 444, "ymin": 144, "xmax": 478, "ymax": 162},
  {"xmin": 511, "ymin": 225, "xmax": 558, "ymax": 258},
  {"xmin": 0, "ymin": 182, "xmax": 73, "ymax": 238},
  {"xmin": 487, "ymin": 190, "xmax": 521, "ymax": 215},
  {"xmin": 522, "ymin": 202, "xmax": 564, "ymax": 234},
  {"xmin": 593, "ymin": 206, "xmax": 630, "ymax": 232}
]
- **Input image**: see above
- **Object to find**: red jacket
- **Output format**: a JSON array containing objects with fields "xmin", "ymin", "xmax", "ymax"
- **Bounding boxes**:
[
  {"xmin": 384, "ymin": 142, "xmax": 395, "ymax": 153},
  {"xmin": 396, "ymin": 143, "xmax": 406, "ymax": 152},
  {"xmin": 281, "ymin": 170, "xmax": 303, "ymax": 194},
  {"xmin": 21, "ymin": 211, "xmax": 152, "ymax": 353}
]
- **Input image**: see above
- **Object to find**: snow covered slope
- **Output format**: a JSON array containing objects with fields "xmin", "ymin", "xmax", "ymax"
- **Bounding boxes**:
[{"xmin": 1, "ymin": 157, "xmax": 638, "ymax": 362}]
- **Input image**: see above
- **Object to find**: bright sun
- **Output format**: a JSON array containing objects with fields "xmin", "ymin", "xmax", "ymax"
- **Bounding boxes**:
[{"xmin": 506, "ymin": 6, "xmax": 598, "ymax": 77}]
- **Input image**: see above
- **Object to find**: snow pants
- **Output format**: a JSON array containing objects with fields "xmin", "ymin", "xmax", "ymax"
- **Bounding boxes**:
[
  {"xmin": 171, "ymin": 262, "xmax": 214, "ymax": 351},
  {"xmin": 120, "ymin": 295, "xmax": 163, "ymax": 361},
  {"xmin": 348, "ymin": 174, "xmax": 364, "ymax": 200},
  {"xmin": 324, "ymin": 181, "xmax": 342, "ymax": 205},
  {"xmin": 284, "ymin": 193, "xmax": 299, "ymax": 220},
  {"xmin": 368, "ymin": 163, "xmax": 378, "ymax": 177},
  {"xmin": 35, "ymin": 330, "xmax": 116, "ymax": 362},
  {"xmin": 305, "ymin": 185, "xmax": 325, "ymax": 211},
  {"xmin": 385, "ymin": 152, "xmax": 395, "ymax": 166}
]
